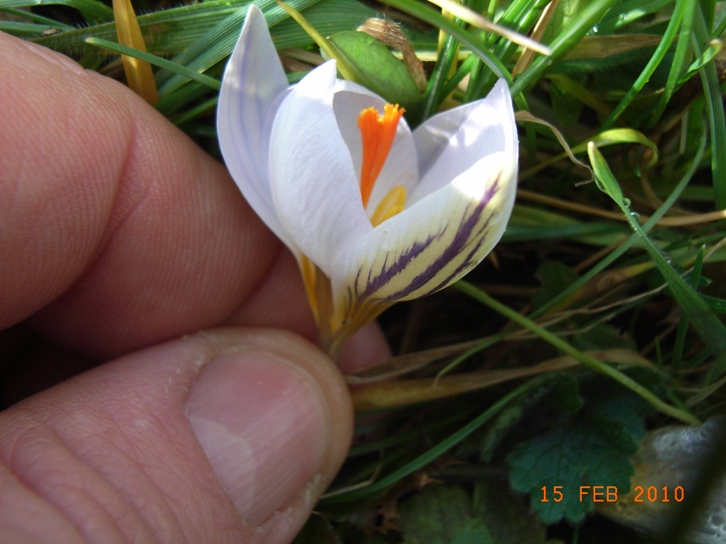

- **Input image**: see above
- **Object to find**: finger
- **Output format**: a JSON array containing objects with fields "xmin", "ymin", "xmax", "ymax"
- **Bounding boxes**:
[
  {"xmin": 0, "ymin": 328, "xmax": 353, "ymax": 543},
  {"xmin": 0, "ymin": 31, "xmax": 281, "ymax": 357},
  {"xmin": 0, "ymin": 32, "xmax": 391, "ymax": 374}
]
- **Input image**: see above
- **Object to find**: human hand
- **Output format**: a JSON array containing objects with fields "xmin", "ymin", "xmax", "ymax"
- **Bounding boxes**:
[{"xmin": 0, "ymin": 31, "xmax": 388, "ymax": 543}]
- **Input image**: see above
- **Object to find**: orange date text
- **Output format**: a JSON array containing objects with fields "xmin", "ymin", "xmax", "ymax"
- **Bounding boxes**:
[{"xmin": 539, "ymin": 485, "xmax": 684, "ymax": 503}]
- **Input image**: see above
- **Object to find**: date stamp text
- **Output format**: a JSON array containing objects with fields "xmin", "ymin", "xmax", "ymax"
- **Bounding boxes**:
[{"xmin": 540, "ymin": 485, "xmax": 685, "ymax": 503}]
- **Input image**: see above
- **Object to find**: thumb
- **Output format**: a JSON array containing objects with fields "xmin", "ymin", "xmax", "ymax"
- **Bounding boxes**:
[{"xmin": 0, "ymin": 328, "xmax": 353, "ymax": 544}]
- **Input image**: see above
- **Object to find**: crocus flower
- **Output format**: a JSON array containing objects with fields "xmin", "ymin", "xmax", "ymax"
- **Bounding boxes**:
[{"xmin": 218, "ymin": 5, "xmax": 518, "ymax": 357}]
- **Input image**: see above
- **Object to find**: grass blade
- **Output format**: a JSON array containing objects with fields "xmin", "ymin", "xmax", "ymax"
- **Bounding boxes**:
[{"xmin": 588, "ymin": 143, "xmax": 726, "ymax": 383}]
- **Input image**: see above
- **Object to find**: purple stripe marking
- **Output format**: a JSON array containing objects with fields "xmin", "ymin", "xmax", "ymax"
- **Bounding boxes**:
[
  {"xmin": 358, "ymin": 227, "xmax": 446, "ymax": 298},
  {"xmin": 384, "ymin": 174, "xmax": 501, "ymax": 300},
  {"xmin": 426, "ymin": 178, "xmax": 503, "ymax": 293},
  {"xmin": 425, "ymin": 213, "xmax": 494, "ymax": 295}
]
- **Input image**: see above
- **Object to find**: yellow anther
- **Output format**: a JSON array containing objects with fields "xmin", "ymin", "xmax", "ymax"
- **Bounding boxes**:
[{"xmin": 370, "ymin": 185, "xmax": 407, "ymax": 227}]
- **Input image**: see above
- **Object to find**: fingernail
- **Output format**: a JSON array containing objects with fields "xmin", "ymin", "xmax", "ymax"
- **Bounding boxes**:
[{"xmin": 185, "ymin": 351, "xmax": 330, "ymax": 524}]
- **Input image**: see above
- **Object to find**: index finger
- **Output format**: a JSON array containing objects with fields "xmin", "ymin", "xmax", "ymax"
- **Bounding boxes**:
[{"xmin": 0, "ymin": 32, "xmax": 306, "ymax": 358}]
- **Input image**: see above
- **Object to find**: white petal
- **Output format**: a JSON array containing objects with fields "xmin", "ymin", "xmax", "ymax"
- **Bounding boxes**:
[
  {"xmin": 332, "ymin": 150, "xmax": 517, "ymax": 305},
  {"xmin": 331, "ymin": 88, "xmax": 419, "ymax": 213},
  {"xmin": 410, "ymin": 79, "xmax": 517, "ymax": 205},
  {"xmin": 268, "ymin": 61, "xmax": 372, "ymax": 275},
  {"xmin": 217, "ymin": 6, "xmax": 295, "ymax": 249}
]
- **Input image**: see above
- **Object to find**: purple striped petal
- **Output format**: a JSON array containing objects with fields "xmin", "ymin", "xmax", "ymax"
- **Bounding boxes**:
[
  {"xmin": 410, "ymin": 79, "xmax": 517, "ymax": 206},
  {"xmin": 332, "ymin": 151, "xmax": 518, "ymax": 311}
]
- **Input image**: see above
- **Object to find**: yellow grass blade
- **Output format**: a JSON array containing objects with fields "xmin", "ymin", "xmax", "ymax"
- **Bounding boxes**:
[{"xmin": 113, "ymin": 0, "xmax": 158, "ymax": 104}]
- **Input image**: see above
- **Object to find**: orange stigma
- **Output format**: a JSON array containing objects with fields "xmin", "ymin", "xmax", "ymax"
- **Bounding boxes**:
[{"xmin": 357, "ymin": 104, "xmax": 404, "ymax": 208}]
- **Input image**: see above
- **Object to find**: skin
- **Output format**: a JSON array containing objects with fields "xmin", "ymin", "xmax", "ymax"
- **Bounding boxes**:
[{"xmin": 0, "ymin": 31, "xmax": 389, "ymax": 543}]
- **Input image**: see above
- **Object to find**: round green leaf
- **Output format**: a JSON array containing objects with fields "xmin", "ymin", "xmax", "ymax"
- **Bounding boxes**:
[{"xmin": 329, "ymin": 30, "xmax": 423, "ymax": 116}]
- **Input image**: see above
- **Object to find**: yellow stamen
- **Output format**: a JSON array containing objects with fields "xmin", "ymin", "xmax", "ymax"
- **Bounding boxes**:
[
  {"xmin": 370, "ymin": 185, "xmax": 407, "ymax": 227},
  {"xmin": 357, "ymin": 104, "xmax": 404, "ymax": 208}
]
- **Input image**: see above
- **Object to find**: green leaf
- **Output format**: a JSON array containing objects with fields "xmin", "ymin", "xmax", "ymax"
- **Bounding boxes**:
[
  {"xmin": 275, "ymin": 0, "xmax": 358, "ymax": 82},
  {"xmin": 677, "ymin": 39, "xmax": 723, "ymax": 87},
  {"xmin": 588, "ymin": 143, "xmax": 726, "ymax": 383},
  {"xmin": 399, "ymin": 485, "xmax": 494, "ymax": 544},
  {"xmin": 530, "ymin": 123, "xmax": 707, "ymax": 326},
  {"xmin": 85, "ymin": 37, "xmax": 220, "ymax": 90},
  {"xmin": 456, "ymin": 281, "xmax": 699, "ymax": 425},
  {"xmin": 540, "ymin": 374, "xmax": 583, "ymax": 415},
  {"xmin": 520, "ymin": 127, "xmax": 659, "ymax": 182},
  {"xmin": 507, "ymin": 416, "xmax": 637, "ymax": 523},
  {"xmin": 647, "ymin": 0, "xmax": 697, "ymax": 125},
  {"xmin": 562, "ymin": 35, "xmax": 663, "ymax": 60},
  {"xmin": 539, "ymin": 0, "xmax": 591, "ymax": 41},
  {"xmin": 156, "ymin": 0, "xmax": 318, "ymax": 95},
  {"xmin": 600, "ymin": 0, "xmax": 689, "ymax": 129},
  {"xmin": 596, "ymin": 0, "xmax": 672, "ymax": 32},
  {"xmin": 379, "ymin": 0, "xmax": 512, "ymax": 84},
  {"xmin": 328, "ymin": 30, "xmax": 423, "ymax": 115},
  {"xmin": 458, "ymin": 380, "xmax": 574, "ymax": 464},
  {"xmin": 27, "ymin": 0, "xmax": 374, "ymax": 93},
  {"xmin": 0, "ymin": 20, "xmax": 56, "ymax": 36},
  {"xmin": 581, "ymin": 374, "xmax": 655, "ymax": 442},
  {"xmin": 506, "ymin": 376, "xmax": 654, "ymax": 524},
  {"xmin": 1, "ymin": 0, "xmax": 113, "ymax": 21},
  {"xmin": 579, "ymin": 129, "xmax": 659, "ymax": 168},
  {"xmin": 510, "ymin": 0, "xmax": 621, "ymax": 96},
  {"xmin": 694, "ymin": 4, "xmax": 726, "ymax": 208}
]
